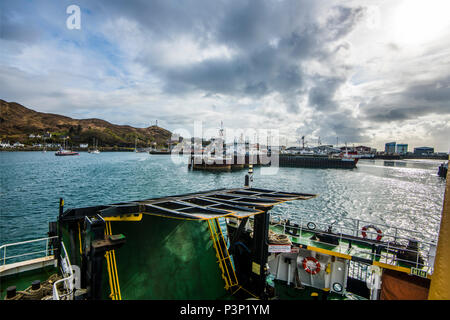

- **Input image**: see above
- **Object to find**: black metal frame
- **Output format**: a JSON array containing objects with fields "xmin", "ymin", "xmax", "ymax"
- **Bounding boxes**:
[{"xmin": 59, "ymin": 187, "xmax": 316, "ymax": 222}]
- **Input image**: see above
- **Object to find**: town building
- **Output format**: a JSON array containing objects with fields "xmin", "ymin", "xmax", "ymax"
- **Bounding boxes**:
[
  {"xmin": 414, "ymin": 147, "xmax": 434, "ymax": 155},
  {"xmin": 385, "ymin": 142, "xmax": 396, "ymax": 154},
  {"xmin": 396, "ymin": 144, "xmax": 408, "ymax": 154}
]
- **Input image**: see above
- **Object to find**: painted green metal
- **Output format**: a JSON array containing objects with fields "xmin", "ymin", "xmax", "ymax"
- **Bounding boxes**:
[
  {"xmin": 53, "ymin": 187, "xmax": 317, "ymax": 300},
  {"xmin": 0, "ymin": 265, "xmax": 57, "ymax": 299},
  {"xmin": 99, "ymin": 214, "xmax": 231, "ymax": 300}
]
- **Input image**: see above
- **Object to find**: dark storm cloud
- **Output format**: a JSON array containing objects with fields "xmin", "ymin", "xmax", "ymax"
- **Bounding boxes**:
[
  {"xmin": 296, "ymin": 111, "xmax": 369, "ymax": 145},
  {"xmin": 124, "ymin": 2, "xmax": 365, "ymax": 114},
  {"xmin": 362, "ymin": 77, "xmax": 450, "ymax": 123},
  {"xmin": 408, "ymin": 80, "xmax": 450, "ymax": 102},
  {"xmin": 95, "ymin": 0, "xmax": 223, "ymax": 41},
  {"xmin": 308, "ymin": 76, "xmax": 345, "ymax": 111},
  {"xmin": 161, "ymin": 44, "xmax": 305, "ymax": 100}
]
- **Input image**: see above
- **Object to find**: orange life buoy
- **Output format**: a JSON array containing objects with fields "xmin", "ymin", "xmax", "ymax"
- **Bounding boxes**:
[
  {"xmin": 302, "ymin": 256, "xmax": 321, "ymax": 275},
  {"xmin": 361, "ymin": 225, "xmax": 383, "ymax": 241}
]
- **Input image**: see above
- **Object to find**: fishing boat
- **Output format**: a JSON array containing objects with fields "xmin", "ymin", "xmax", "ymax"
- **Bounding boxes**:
[
  {"xmin": 55, "ymin": 149, "xmax": 79, "ymax": 156},
  {"xmin": 1, "ymin": 168, "xmax": 449, "ymax": 301},
  {"xmin": 55, "ymin": 138, "xmax": 79, "ymax": 156},
  {"xmin": 278, "ymin": 153, "xmax": 358, "ymax": 169}
]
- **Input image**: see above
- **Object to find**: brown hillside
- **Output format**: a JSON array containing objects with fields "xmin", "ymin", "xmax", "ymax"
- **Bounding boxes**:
[{"xmin": 0, "ymin": 99, "xmax": 172, "ymax": 147}]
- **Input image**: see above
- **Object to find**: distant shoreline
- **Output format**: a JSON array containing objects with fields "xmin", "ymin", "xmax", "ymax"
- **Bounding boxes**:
[
  {"xmin": 0, "ymin": 148, "xmax": 137, "ymax": 152},
  {"xmin": 1, "ymin": 149, "xmax": 447, "ymax": 160}
]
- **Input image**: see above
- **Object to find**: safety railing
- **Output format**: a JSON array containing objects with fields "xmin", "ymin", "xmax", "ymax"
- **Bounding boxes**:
[
  {"xmin": 52, "ymin": 241, "xmax": 74, "ymax": 300},
  {"xmin": 0, "ymin": 236, "xmax": 57, "ymax": 266},
  {"xmin": 268, "ymin": 214, "xmax": 437, "ymax": 275}
]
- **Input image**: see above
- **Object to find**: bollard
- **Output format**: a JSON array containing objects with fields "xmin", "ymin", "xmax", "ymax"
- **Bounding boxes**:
[
  {"xmin": 6, "ymin": 286, "xmax": 16, "ymax": 299},
  {"xmin": 31, "ymin": 280, "xmax": 41, "ymax": 290}
]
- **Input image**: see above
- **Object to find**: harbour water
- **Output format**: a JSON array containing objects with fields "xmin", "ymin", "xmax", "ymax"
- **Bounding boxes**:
[{"xmin": 0, "ymin": 152, "xmax": 446, "ymax": 247}]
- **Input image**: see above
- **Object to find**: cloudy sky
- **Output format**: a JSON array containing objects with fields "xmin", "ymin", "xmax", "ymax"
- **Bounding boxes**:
[{"xmin": 1, "ymin": 0, "xmax": 449, "ymax": 151}]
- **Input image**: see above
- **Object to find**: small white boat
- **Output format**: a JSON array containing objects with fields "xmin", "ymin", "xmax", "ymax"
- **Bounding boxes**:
[{"xmin": 88, "ymin": 138, "xmax": 100, "ymax": 154}]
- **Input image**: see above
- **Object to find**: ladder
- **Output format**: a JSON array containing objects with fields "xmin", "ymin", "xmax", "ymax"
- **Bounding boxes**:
[
  {"xmin": 207, "ymin": 218, "xmax": 239, "ymax": 291},
  {"xmin": 104, "ymin": 221, "xmax": 122, "ymax": 300}
]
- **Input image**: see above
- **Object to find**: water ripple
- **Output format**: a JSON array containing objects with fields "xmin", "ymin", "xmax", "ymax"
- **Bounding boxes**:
[{"xmin": 0, "ymin": 153, "xmax": 446, "ymax": 245}]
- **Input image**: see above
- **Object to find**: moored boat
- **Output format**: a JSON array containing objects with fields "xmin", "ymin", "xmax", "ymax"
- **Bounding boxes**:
[
  {"xmin": 88, "ymin": 138, "xmax": 100, "ymax": 154},
  {"xmin": 55, "ymin": 149, "xmax": 79, "ymax": 156},
  {"xmin": 55, "ymin": 138, "xmax": 79, "ymax": 156}
]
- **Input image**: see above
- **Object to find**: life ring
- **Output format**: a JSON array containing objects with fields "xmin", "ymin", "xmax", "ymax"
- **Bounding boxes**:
[
  {"xmin": 302, "ymin": 256, "xmax": 321, "ymax": 275},
  {"xmin": 361, "ymin": 225, "xmax": 383, "ymax": 241}
]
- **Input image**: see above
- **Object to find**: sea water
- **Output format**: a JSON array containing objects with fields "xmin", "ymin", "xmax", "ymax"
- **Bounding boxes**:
[{"xmin": 0, "ymin": 152, "xmax": 446, "ymax": 248}]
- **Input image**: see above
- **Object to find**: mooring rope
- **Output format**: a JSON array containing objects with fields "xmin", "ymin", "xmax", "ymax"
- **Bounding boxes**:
[
  {"xmin": 4, "ymin": 274, "xmax": 62, "ymax": 300},
  {"xmin": 268, "ymin": 230, "xmax": 292, "ymax": 245}
]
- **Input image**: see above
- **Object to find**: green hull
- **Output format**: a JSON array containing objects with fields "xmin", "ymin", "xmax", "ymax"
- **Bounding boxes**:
[{"xmin": 60, "ymin": 214, "xmax": 231, "ymax": 300}]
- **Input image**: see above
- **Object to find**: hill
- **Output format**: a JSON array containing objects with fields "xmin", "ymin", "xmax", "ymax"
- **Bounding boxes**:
[{"xmin": 0, "ymin": 99, "xmax": 173, "ymax": 148}]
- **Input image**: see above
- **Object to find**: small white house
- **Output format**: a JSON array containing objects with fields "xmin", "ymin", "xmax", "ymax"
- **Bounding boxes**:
[
  {"xmin": 13, "ymin": 142, "xmax": 25, "ymax": 147},
  {"xmin": 1, "ymin": 141, "xmax": 12, "ymax": 148},
  {"xmin": 80, "ymin": 143, "xmax": 89, "ymax": 148}
]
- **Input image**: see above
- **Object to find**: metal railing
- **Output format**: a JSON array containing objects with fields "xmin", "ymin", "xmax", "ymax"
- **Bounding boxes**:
[
  {"xmin": 0, "ymin": 236, "xmax": 58, "ymax": 266},
  {"xmin": 53, "ymin": 241, "xmax": 74, "ymax": 300},
  {"xmin": 268, "ymin": 214, "xmax": 437, "ymax": 275},
  {"xmin": 0, "ymin": 237, "xmax": 75, "ymax": 300}
]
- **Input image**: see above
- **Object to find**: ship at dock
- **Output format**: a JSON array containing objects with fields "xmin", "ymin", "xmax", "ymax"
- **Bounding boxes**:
[
  {"xmin": 1, "ymin": 165, "xmax": 449, "ymax": 301},
  {"xmin": 278, "ymin": 153, "xmax": 359, "ymax": 169},
  {"xmin": 277, "ymin": 137, "xmax": 360, "ymax": 169},
  {"xmin": 186, "ymin": 130, "xmax": 359, "ymax": 171},
  {"xmin": 187, "ymin": 147, "xmax": 359, "ymax": 171}
]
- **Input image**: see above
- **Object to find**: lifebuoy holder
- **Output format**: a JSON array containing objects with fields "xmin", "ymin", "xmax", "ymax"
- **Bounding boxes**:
[
  {"xmin": 302, "ymin": 256, "xmax": 321, "ymax": 275},
  {"xmin": 361, "ymin": 225, "xmax": 383, "ymax": 241}
]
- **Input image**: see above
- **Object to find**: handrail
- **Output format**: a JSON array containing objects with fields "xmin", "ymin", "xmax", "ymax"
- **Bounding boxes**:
[
  {"xmin": 271, "ymin": 214, "xmax": 437, "ymax": 247},
  {"xmin": 53, "ymin": 241, "xmax": 74, "ymax": 300},
  {"xmin": 268, "ymin": 215, "xmax": 436, "ymax": 274},
  {"xmin": 276, "ymin": 208, "xmax": 435, "ymax": 242}
]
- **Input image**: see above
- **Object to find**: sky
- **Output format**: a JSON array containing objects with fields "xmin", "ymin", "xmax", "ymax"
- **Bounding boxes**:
[{"xmin": 1, "ymin": 0, "xmax": 449, "ymax": 151}]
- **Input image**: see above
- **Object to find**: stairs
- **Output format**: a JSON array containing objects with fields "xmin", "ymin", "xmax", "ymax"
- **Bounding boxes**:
[{"xmin": 207, "ymin": 218, "xmax": 239, "ymax": 291}]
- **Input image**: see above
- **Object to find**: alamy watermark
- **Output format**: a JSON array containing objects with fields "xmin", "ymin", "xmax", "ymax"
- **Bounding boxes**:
[{"xmin": 66, "ymin": 5, "xmax": 81, "ymax": 30}]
